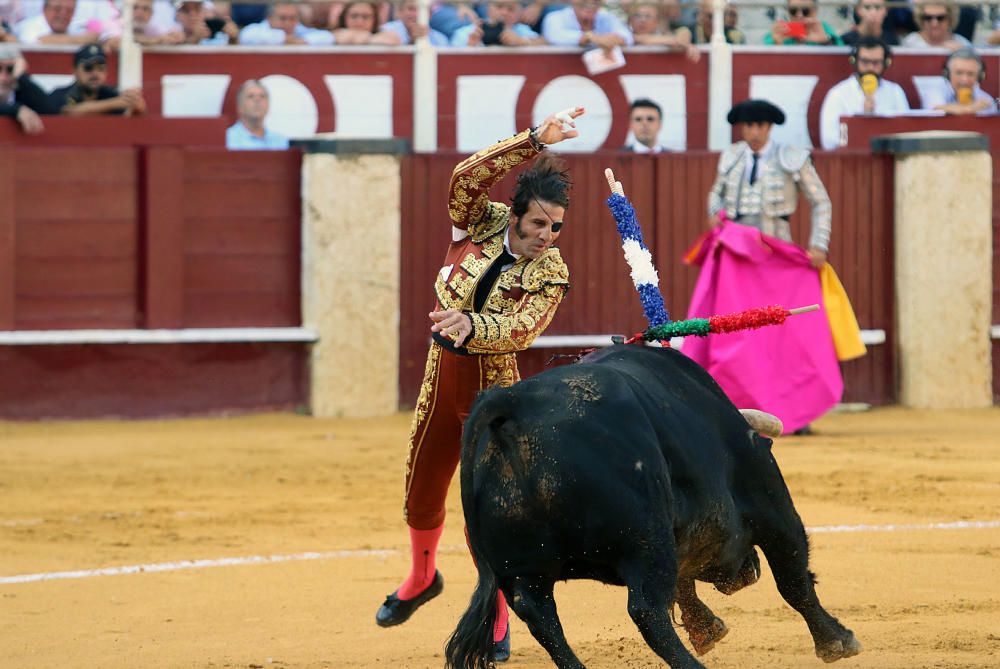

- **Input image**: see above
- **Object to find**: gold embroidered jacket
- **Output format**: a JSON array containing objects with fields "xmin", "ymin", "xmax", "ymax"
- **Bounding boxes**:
[{"xmin": 435, "ymin": 129, "xmax": 570, "ymax": 355}]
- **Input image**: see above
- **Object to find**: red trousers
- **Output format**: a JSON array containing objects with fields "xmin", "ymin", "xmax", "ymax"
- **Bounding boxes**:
[{"xmin": 404, "ymin": 342, "xmax": 519, "ymax": 530}]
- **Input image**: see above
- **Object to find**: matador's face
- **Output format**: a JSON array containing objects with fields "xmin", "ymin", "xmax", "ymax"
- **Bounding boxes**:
[{"xmin": 511, "ymin": 199, "xmax": 564, "ymax": 260}]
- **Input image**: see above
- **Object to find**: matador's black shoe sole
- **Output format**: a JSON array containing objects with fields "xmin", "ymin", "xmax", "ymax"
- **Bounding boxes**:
[{"xmin": 375, "ymin": 570, "xmax": 444, "ymax": 628}]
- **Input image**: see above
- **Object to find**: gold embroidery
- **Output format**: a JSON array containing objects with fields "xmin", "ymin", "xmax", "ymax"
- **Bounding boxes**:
[
  {"xmin": 522, "ymin": 248, "xmax": 570, "ymax": 292},
  {"xmin": 448, "ymin": 272, "xmax": 476, "ymax": 303},
  {"xmin": 487, "ymin": 295, "xmax": 519, "ymax": 314},
  {"xmin": 403, "ymin": 344, "xmax": 443, "ymax": 519},
  {"xmin": 465, "ymin": 284, "xmax": 567, "ymax": 354},
  {"xmin": 481, "ymin": 353, "xmax": 519, "ymax": 388},
  {"xmin": 448, "ymin": 130, "xmax": 538, "ymax": 226},
  {"xmin": 460, "ymin": 252, "xmax": 492, "ymax": 278},
  {"xmin": 470, "ymin": 202, "xmax": 512, "ymax": 243}
]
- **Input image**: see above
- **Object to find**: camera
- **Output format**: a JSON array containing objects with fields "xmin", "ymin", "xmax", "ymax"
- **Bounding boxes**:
[
  {"xmin": 205, "ymin": 17, "xmax": 226, "ymax": 37},
  {"xmin": 481, "ymin": 22, "xmax": 504, "ymax": 46}
]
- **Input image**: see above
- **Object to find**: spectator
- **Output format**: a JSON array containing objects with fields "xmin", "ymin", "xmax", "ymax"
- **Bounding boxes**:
[
  {"xmin": 765, "ymin": 0, "xmax": 842, "ymax": 46},
  {"xmin": 690, "ymin": 0, "xmax": 744, "ymax": 44},
  {"xmin": 239, "ymin": 1, "xmax": 335, "ymax": 44},
  {"xmin": 226, "ymin": 79, "xmax": 289, "ymax": 150},
  {"xmin": 840, "ymin": 0, "xmax": 899, "ymax": 46},
  {"xmin": 332, "ymin": 0, "xmax": 399, "ymax": 44},
  {"xmin": 382, "ymin": 0, "xmax": 448, "ymax": 45},
  {"xmin": 921, "ymin": 48, "xmax": 997, "ymax": 115},
  {"xmin": 172, "ymin": 0, "xmax": 239, "ymax": 44},
  {"xmin": 100, "ymin": 0, "xmax": 188, "ymax": 48},
  {"xmin": 624, "ymin": 98, "xmax": 668, "ymax": 153},
  {"xmin": 902, "ymin": 1, "xmax": 969, "ymax": 49},
  {"xmin": 542, "ymin": 0, "xmax": 633, "ymax": 49},
  {"xmin": 429, "ymin": 2, "xmax": 482, "ymax": 40},
  {"xmin": 14, "ymin": 0, "xmax": 99, "ymax": 44},
  {"xmin": 627, "ymin": 1, "xmax": 699, "ymax": 61},
  {"xmin": 819, "ymin": 37, "xmax": 909, "ymax": 150},
  {"xmin": 49, "ymin": 43, "xmax": 146, "ymax": 115},
  {"xmin": 450, "ymin": 0, "xmax": 544, "ymax": 46},
  {"xmin": 0, "ymin": 44, "xmax": 56, "ymax": 134}
]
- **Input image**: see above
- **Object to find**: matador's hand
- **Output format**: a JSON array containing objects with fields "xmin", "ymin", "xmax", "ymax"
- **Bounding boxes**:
[
  {"xmin": 534, "ymin": 106, "xmax": 586, "ymax": 145},
  {"xmin": 430, "ymin": 308, "xmax": 473, "ymax": 348}
]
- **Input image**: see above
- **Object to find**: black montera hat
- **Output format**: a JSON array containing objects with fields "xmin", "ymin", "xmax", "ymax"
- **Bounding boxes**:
[
  {"xmin": 73, "ymin": 44, "xmax": 106, "ymax": 67},
  {"xmin": 726, "ymin": 99, "xmax": 786, "ymax": 125}
]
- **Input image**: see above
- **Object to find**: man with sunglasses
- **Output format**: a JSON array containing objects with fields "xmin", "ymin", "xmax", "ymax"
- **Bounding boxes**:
[
  {"xmin": 625, "ymin": 98, "xmax": 668, "ymax": 153},
  {"xmin": 375, "ymin": 106, "xmax": 586, "ymax": 664},
  {"xmin": 0, "ymin": 44, "xmax": 57, "ymax": 134},
  {"xmin": 49, "ymin": 44, "xmax": 146, "ymax": 116},
  {"xmin": 819, "ymin": 36, "xmax": 909, "ymax": 150},
  {"xmin": 765, "ymin": 0, "xmax": 842, "ymax": 45}
]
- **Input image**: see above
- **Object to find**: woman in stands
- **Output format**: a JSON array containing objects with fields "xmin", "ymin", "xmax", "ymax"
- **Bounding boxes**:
[
  {"xmin": 902, "ymin": 0, "xmax": 970, "ymax": 49},
  {"xmin": 332, "ymin": 0, "xmax": 399, "ymax": 44}
]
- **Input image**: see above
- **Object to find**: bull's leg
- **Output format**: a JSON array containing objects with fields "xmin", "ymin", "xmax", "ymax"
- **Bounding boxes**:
[
  {"xmin": 756, "ymin": 526, "xmax": 862, "ymax": 663},
  {"xmin": 675, "ymin": 578, "xmax": 728, "ymax": 656},
  {"xmin": 620, "ymin": 558, "xmax": 706, "ymax": 669},
  {"xmin": 506, "ymin": 576, "xmax": 586, "ymax": 669}
]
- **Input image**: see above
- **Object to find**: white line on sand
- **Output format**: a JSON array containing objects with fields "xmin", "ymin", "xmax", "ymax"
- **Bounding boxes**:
[{"xmin": 2, "ymin": 520, "xmax": 998, "ymax": 585}]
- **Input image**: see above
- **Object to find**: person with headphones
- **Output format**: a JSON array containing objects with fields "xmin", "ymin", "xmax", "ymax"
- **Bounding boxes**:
[
  {"xmin": 922, "ymin": 48, "xmax": 997, "ymax": 115},
  {"xmin": 819, "ymin": 36, "xmax": 909, "ymax": 150}
]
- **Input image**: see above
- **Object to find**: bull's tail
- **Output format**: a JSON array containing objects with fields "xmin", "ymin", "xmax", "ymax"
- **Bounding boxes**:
[{"xmin": 444, "ymin": 562, "xmax": 498, "ymax": 669}]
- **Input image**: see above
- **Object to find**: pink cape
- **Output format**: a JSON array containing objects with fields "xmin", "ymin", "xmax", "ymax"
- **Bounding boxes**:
[{"xmin": 681, "ymin": 223, "xmax": 843, "ymax": 434}]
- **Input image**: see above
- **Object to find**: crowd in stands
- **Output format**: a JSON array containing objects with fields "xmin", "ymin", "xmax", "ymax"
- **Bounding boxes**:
[
  {"xmin": 3, "ymin": 0, "xmax": 999, "ymax": 51},
  {"xmin": 3, "ymin": 0, "xmax": 1000, "ymax": 139}
]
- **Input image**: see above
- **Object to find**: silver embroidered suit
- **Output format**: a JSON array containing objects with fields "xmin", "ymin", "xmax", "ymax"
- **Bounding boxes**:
[{"xmin": 708, "ymin": 141, "xmax": 832, "ymax": 252}]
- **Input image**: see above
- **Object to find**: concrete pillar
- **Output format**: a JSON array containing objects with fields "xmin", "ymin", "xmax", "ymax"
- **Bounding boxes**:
[
  {"xmin": 293, "ymin": 138, "xmax": 410, "ymax": 417},
  {"xmin": 872, "ymin": 131, "xmax": 993, "ymax": 408}
]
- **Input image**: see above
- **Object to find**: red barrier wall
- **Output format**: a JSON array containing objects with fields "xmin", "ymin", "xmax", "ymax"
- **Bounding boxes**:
[
  {"xmin": 0, "ymin": 141, "xmax": 306, "ymax": 418},
  {"xmin": 400, "ymin": 150, "xmax": 896, "ymax": 409}
]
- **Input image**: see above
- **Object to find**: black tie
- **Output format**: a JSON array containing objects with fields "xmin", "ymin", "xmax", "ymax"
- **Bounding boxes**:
[
  {"xmin": 749, "ymin": 152, "xmax": 760, "ymax": 186},
  {"xmin": 473, "ymin": 248, "xmax": 516, "ymax": 312}
]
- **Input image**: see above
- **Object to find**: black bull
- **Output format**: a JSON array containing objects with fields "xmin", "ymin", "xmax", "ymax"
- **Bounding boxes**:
[{"xmin": 445, "ymin": 344, "xmax": 861, "ymax": 669}]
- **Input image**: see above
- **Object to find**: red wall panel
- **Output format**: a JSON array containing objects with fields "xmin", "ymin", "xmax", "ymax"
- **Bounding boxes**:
[{"xmin": 13, "ymin": 148, "xmax": 140, "ymax": 329}]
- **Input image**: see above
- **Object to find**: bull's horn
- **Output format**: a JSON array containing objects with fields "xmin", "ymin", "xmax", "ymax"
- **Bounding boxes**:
[{"xmin": 740, "ymin": 409, "xmax": 783, "ymax": 438}]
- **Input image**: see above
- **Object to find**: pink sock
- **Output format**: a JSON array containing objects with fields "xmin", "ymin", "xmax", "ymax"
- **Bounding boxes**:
[
  {"xmin": 397, "ymin": 524, "xmax": 443, "ymax": 600},
  {"xmin": 493, "ymin": 589, "xmax": 509, "ymax": 642}
]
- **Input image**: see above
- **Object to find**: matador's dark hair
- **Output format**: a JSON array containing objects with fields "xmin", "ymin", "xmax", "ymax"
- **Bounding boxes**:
[{"xmin": 510, "ymin": 153, "xmax": 572, "ymax": 218}]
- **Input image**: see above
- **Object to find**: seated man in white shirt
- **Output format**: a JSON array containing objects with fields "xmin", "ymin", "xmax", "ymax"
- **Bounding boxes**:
[
  {"xmin": 226, "ymin": 79, "xmax": 290, "ymax": 150},
  {"xmin": 921, "ymin": 48, "xmax": 998, "ymax": 116},
  {"xmin": 238, "ymin": 1, "xmax": 334, "ymax": 45},
  {"xmin": 14, "ymin": 0, "xmax": 98, "ymax": 44},
  {"xmin": 624, "ymin": 98, "xmax": 668, "ymax": 153},
  {"xmin": 819, "ymin": 36, "xmax": 909, "ymax": 150},
  {"xmin": 542, "ymin": 0, "xmax": 633, "ymax": 50}
]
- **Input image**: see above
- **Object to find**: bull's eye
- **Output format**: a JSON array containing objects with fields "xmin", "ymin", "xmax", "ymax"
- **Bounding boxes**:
[{"xmin": 634, "ymin": 460, "xmax": 644, "ymax": 472}]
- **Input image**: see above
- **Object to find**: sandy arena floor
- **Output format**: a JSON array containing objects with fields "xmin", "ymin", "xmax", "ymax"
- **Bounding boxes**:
[{"xmin": 1, "ymin": 407, "xmax": 999, "ymax": 668}]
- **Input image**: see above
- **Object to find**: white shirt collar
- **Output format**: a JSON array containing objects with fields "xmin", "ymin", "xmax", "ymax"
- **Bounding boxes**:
[
  {"xmin": 631, "ymin": 141, "xmax": 663, "ymax": 154},
  {"xmin": 745, "ymin": 139, "xmax": 773, "ymax": 159},
  {"xmin": 503, "ymin": 227, "xmax": 522, "ymax": 261}
]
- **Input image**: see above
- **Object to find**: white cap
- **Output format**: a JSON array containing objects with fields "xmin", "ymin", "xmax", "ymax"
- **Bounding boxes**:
[{"xmin": 0, "ymin": 43, "xmax": 22, "ymax": 61}]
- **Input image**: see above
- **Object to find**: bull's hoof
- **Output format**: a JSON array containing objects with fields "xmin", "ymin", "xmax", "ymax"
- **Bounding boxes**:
[
  {"xmin": 688, "ymin": 617, "xmax": 729, "ymax": 656},
  {"xmin": 815, "ymin": 633, "xmax": 862, "ymax": 663}
]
